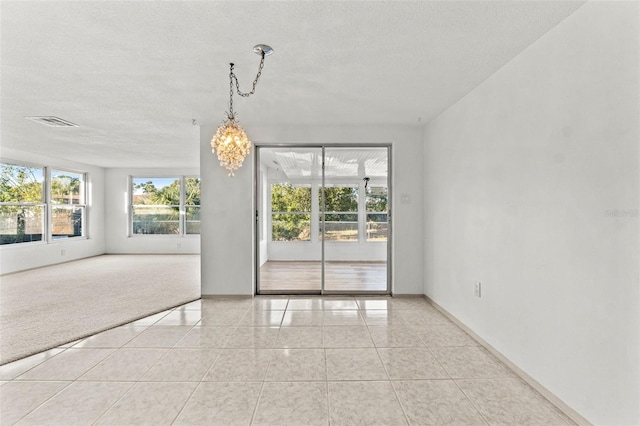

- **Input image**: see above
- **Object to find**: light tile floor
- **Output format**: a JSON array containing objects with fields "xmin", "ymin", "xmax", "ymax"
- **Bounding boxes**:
[{"xmin": 0, "ymin": 296, "xmax": 575, "ymax": 425}]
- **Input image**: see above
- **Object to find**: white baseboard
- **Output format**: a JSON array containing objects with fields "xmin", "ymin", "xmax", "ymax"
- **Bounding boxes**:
[
  {"xmin": 424, "ymin": 295, "xmax": 591, "ymax": 426},
  {"xmin": 201, "ymin": 295, "xmax": 253, "ymax": 299}
]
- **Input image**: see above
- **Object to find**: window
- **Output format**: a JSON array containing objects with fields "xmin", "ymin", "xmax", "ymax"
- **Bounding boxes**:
[
  {"xmin": 0, "ymin": 161, "xmax": 88, "ymax": 245},
  {"xmin": 132, "ymin": 177, "xmax": 180, "ymax": 235},
  {"xmin": 366, "ymin": 186, "xmax": 388, "ymax": 241},
  {"xmin": 185, "ymin": 177, "xmax": 201, "ymax": 235},
  {"xmin": 321, "ymin": 185, "xmax": 358, "ymax": 241},
  {"xmin": 271, "ymin": 183, "xmax": 311, "ymax": 241},
  {"xmin": 0, "ymin": 162, "xmax": 45, "ymax": 244},
  {"xmin": 51, "ymin": 170, "xmax": 85, "ymax": 239},
  {"xmin": 268, "ymin": 178, "xmax": 388, "ymax": 243},
  {"xmin": 131, "ymin": 176, "xmax": 200, "ymax": 236}
]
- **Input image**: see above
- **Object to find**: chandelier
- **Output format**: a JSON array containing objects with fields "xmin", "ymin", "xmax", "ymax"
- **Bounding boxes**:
[{"xmin": 211, "ymin": 44, "xmax": 273, "ymax": 176}]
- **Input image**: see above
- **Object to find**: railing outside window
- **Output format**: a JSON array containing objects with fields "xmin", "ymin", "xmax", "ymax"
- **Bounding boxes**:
[
  {"xmin": 131, "ymin": 176, "xmax": 200, "ymax": 236},
  {"xmin": 320, "ymin": 186, "xmax": 358, "ymax": 241}
]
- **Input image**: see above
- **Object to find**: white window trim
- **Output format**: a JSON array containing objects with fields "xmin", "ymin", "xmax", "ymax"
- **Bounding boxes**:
[
  {"xmin": 129, "ymin": 175, "xmax": 200, "ymax": 237},
  {"xmin": 48, "ymin": 168, "xmax": 88, "ymax": 243},
  {"xmin": 0, "ymin": 159, "xmax": 89, "ymax": 247}
]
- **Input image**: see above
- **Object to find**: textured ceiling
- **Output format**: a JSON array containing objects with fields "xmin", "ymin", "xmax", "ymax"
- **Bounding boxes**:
[
  {"xmin": 260, "ymin": 147, "xmax": 388, "ymax": 181},
  {"xmin": 0, "ymin": 1, "xmax": 584, "ymax": 168}
]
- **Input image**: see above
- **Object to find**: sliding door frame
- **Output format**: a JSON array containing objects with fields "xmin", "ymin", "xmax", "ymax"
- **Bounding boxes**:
[{"xmin": 255, "ymin": 143, "xmax": 392, "ymax": 296}]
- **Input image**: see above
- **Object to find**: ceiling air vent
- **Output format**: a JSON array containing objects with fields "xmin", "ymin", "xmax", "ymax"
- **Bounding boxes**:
[{"xmin": 25, "ymin": 116, "xmax": 79, "ymax": 127}]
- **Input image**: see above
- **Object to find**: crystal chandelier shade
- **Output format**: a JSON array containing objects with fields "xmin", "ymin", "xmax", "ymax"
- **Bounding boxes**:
[{"xmin": 211, "ymin": 115, "xmax": 251, "ymax": 176}]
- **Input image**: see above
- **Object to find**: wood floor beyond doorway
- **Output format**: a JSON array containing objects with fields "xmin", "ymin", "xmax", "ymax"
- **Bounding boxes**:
[{"xmin": 259, "ymin": 261, "xmax": 387, "ymax": 293}]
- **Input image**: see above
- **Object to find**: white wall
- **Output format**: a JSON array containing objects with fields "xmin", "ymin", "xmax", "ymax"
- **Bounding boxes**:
[
  {"xmin": 423, "ymin": 2, "xmax": 639, "ymax": 424},
  {"xmin": 104, "ymin": 168, "xmax": 200, "ymax": 254},
  {"xmin": 0, "ymin": 147, "xmax": 106, "ymax": 274},
  {"xmin": 201, "ymin": 125, "xmax": 424, "ymax": 295}
]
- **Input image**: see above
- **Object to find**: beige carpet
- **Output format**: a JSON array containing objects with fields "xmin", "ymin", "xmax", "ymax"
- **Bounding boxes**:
[{"xmin": 0, "ymin": 254, "xmax": 200, "ymax": 365}]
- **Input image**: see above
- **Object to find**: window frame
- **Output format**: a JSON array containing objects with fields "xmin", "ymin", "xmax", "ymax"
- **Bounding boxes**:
[
  {"xmin": 365, "ymin": 185, "xmax": 388, "ymax": 242},
  {"xmin": 129, "ymin": 175, "xmax": 200, "ymax": 237},
  {"xmin": 49, "ymin": 168, "xmax": 87, "ymax": 242},
  {"xmin": 0, "ymin": 159, "xmax": 89, "ymax": 247},
  {"xmin": 0, "ymin": 160, "xmax": 46, "ymax": 246},
  {"xmin": 184, "ymin": 176, "xmax": 201, "ymax": 235}
]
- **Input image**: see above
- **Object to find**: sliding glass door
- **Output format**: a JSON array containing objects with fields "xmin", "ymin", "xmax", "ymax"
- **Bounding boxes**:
[
  {"xmin": 256, "ymin": 145, "xmax": 390, "ymax": 294},
  {"xmin": 257, "ymin": 147, "xmax": 322, "ymax": 292},
  {"xmin": 322, "ymin": 147, "xmax": 388, "ymax": 292}
]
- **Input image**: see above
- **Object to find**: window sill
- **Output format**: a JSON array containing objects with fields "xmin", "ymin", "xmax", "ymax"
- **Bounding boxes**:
[
  {"xmin": 128, "ymin": 234, "xmax": 201, "ymax": 238},
  {"xmin": 50, "ymin": 237, "xmax": 88, "ymax": 243},
  {"xmin": 0, "ymin": 240, "xmax": 47, "ymax": 249}
]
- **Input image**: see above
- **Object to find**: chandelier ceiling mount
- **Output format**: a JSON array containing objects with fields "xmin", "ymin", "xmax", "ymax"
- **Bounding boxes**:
[{"xmin": 253, "ymin": 44, "xmax": 274, "ymax": 56}]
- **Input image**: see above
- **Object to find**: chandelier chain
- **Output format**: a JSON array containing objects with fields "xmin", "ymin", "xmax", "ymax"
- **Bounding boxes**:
[
  {"xmin": 227, "ymin": 51, "xmax": 265, "ymax": 118},
  {"xmin": 229, "ymin": 65, "xmax": 235, "ymax": 117},
  {"xmin": 233, "ymin": 51, "xmax": 265, "ymax": 97}
]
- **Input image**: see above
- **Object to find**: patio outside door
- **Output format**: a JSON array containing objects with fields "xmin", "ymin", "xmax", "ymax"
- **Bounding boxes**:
[{"xmin": 256, "ymin": 145, "xmax": 390, "ymax": 294}]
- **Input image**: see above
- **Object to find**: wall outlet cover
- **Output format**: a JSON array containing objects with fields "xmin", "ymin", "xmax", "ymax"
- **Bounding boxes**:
[{"xmin": 475, "ymin": 282, "xmax": 482, "ymax": 298}]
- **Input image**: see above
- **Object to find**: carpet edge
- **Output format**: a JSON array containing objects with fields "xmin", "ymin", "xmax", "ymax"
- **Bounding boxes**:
[{"xmin": 0, "ymin": 296, "xmax": 201, "ymax": 366}]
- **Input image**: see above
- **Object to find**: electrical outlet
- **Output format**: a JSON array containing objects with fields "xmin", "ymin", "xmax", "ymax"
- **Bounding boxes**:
[
  {"xmin": 474, "ymin": 281, "xmax": 482, "ymax": 298},
  {"xmin": 60, "ymin": 249, "xmax": 66, "ymax": 256},
  {"xmin": 177, "ymin": 242, "xmax": 182, "ymax": 249}
]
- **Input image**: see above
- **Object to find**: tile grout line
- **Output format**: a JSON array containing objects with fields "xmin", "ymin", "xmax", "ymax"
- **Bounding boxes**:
[
  {"xmin": 86, "ymin": 309, "xmax": 201, "ymax": 424},
  {"xmin": 181, "ymin": 303, "xmax": 254, "ymax": 424},
  {"xmin": 416, "ymin": 299, "xmax": 501, "ymax": 425},
  {"xmin": 8, "ymin": 380, "xmax": 75, "ymax": 425},
  {"xmin": 168, "ymin": 381, "xmax": 201, "ymax": 425},
  {"xmin": 370, "ymin": 300, "xmax": 482, "ymax": 426},
  {"xmin": 1, "ymin": 305, "xmax": 178, "ymax": 368},
  {"xmin": 367, "ymin": 298, "xmax": 413, "ymax": 425},
  {"xmin": 450, "ymin": 378, "xmax": 492, "ymax": 426},
  {"xmin": 419, "ymin": 337, "xmax": 495, "ymax": 423},
  {"xmin": 370, "ymin": 323, "xmax": 413, "ymax": 425},
  {"xmin": 249, "ymin": 381, "xmax": 267, "ymax": 424},
  {"xmin": 89, "ymin": 380, "xmax": 138, "ymax": 425},
  {"xmin": 2, "ymin": 348, "xmax": 68, "ymax": 381},
  {"xmin": 388, "ymin": 380, "xmax": 412, "ymax": 426},
  {"xmin": 325, "ymin": 348, "xmax": 331, "ymax": 425},
  {"xmin": 85, "ymin": 320, "xmax": 197, "ymax": 424},
  {"xmin": 199, "ymin": 344, "xmax": 225, "ymax": 381}
]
